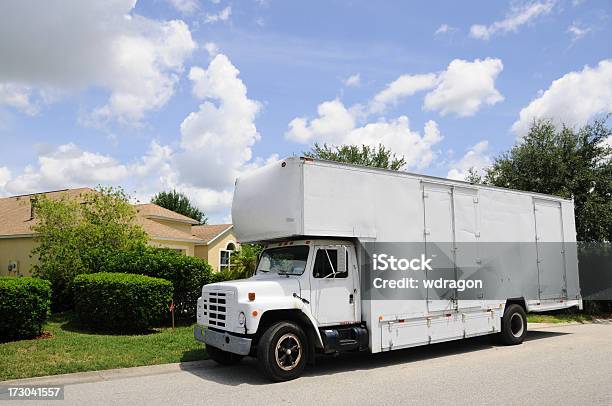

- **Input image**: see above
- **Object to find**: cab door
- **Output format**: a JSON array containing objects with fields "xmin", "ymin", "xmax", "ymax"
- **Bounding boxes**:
[{"xmin": 310, "ymin": 244, "xmax": 359, "ymax": 326}]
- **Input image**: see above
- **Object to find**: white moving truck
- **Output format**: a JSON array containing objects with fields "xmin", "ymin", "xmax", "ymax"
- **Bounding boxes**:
[{"xmin": 195, "ymin": 157, "xmax": 582, "ymax": 381}]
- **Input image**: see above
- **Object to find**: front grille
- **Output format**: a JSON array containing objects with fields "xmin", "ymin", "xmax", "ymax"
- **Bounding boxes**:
[{"xmin": 202, "ymin": 290, "xmax": 228, "ymax": 328}]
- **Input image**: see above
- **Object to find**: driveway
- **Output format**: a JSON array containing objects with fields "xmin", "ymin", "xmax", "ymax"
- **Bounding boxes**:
[{"xmin": 3, "ymin": 323, "xmax": 611, "ymax": 406}]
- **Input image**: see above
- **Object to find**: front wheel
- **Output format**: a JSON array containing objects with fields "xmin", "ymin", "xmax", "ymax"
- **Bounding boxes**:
[
  {"xmin": 257, "ymin": 321, "xmax": 308, "ymax": 382},
  {"xmin": 499, "ymin": 304, "xmax": 527, "ymax": 345},
  {"xmin": 207, "ymin": 345, "xmax": 244, "ymax": 365}
]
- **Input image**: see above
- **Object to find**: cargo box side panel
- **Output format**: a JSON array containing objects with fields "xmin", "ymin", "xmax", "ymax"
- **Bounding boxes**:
[
  {"xmin": 302, "ymin": 161, "xmax": 423, "ymax": 241},
  {"xmin": 232, "ymin": 158, "xmax": 304, "ymax": 242},
  {"xmin": 478, "ymin": 189, "xmax": 539, "ymax": 301}
]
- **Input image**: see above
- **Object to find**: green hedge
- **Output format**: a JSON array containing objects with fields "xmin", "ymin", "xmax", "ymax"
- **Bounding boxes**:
[
  {"xmin": 0, "ymin": 277, "xmax": 51, "ymax": 342},
  {"xmin": 73, "ymin": 272, "xmax": 173, "ymax": 331},
  {"xmin": 101, "ymin": 246, "xmax": 213, "ymax": 319}
]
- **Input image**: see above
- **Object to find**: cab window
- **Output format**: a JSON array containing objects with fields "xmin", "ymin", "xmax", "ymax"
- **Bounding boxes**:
[{"xmin": 313, "ymin": 248, "xmax": 348, "ymax": 278}]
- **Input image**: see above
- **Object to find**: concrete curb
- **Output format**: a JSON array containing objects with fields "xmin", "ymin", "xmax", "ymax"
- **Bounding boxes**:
[{"xmin": 1, "ymin": 360, "xmax": 210, "ymax": 386}]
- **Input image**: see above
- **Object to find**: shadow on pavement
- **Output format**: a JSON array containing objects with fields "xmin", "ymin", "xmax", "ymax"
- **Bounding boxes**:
[{"xmin": 181, "ymin": 329, "xmax": 570, "ymax": 386}]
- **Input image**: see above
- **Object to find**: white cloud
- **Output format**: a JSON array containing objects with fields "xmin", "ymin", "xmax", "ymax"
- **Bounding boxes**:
[
  {"xmin": 512, "ymin": 59, "xmax": 612, "ymax": 136},
  {"xmin": 0, "ymin": 167, "xmax": 11, "ymax": 194},
  {"xmin": 470, "ymin": 1, "xmax": 556, "ymax": 40},
  {"xmin": 568, "ymin": 22, "xmax": 591, "ymax": 41},
  {"xmin": 204, "ymin": 42, "xmax": 220, "ymax": 57},
  {"xmin": 0, "ymin": 139, "xmax": 222, "ymax": 219},
  {"xmin": 344, "ymin": 74, "xmax": 361, "ymax": 87},
  {"xmin": 423, "ymin": 58, "xmax": 504, "ymax": 117},
  {"xmin": 132, "ymin": 141, "xmax": 173, "ymax": 178},
  {"xmin": 0, "ymin": 84, "xmax": 37, "ymax": 115},
  {"xmin": 0, "ymin": 0, "xmax": 196, "ymax": 125},
  {"xmin": 3, "ymin": 144, "xmax": 129, "ymax": 195},
  {"xmin": 1, "ymin": 53, "xmax": 269, "ymax": 222},
  {"xmin": 177, "ymin": 54, "xmax": 262, "ymax": 190},
  {"xmin": 286, "ymin": 99, "xmax": 443, "ymax": 170},
  {"xmin": 166, "ymin": 0, "xmax": 199, "ymax": 14},
  {"xmin": 366, "ymin": 58, "xmax": 503, "ymax": 117},
  {"xmin": 447, "ymin": 140, "xmax": 491, "ymax": 181},
  {"xmin": 435, "ymin": 24, "xmax": 454, "ymax": 35},
  {"xmin": 286, "ymin": 99, "xmax": 355, "ymax": 144},
  {"xmin": 370, "ymin": 73, "xmax": 437, "ymax": 114},
  {"xmin": 284, "ymin": 58, "xmax": 504, "ymax": 170},
  {"xmin": 205, "ymin": 6, "xmax": 232, "ymax": 23}
]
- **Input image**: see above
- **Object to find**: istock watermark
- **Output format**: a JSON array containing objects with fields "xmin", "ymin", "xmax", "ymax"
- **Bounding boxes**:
[
  {"xmin": 371, "ymin": 253, "xmax": 482, "ymax": 292},
  {"xmin": 372, "ymin": 276, "xmax": 483, "ymax": 292},
  {"xmin": 372, "ymin": 253, "xmax": 433, "ymax": 271}
]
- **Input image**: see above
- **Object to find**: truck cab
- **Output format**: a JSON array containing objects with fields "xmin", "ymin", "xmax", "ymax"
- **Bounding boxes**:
[{"xmin": 195, "ymin": 239, "xmax": 367, "ymax": 381}]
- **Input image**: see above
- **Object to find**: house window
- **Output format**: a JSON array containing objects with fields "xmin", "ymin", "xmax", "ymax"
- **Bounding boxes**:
[{"xmin": 219, "ymin": 242, "xmax": 236, "ymax": 271}]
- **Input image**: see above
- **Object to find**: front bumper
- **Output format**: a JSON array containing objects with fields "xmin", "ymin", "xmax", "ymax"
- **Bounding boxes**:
[{"xmin": 194, "ymin": 325, "xmax": 252, "ymax": 356}]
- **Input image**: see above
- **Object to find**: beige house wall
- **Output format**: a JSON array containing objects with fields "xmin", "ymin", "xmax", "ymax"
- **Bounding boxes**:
[
  {"xmin": 154, "ymin": 219, "xmax": 193, "ymax": 235},
  {"xmin": 194, "ymin": 244, "xmax": 209, "ymax": 262},
  {"xmin": 0, "ymin": 236, "xmax": 199, "ymax": 277},
  {"xmin": 0, "ymin": 236, "xmax": 37, "ymax": 277},
  {"xmin": 0, "ymin": 211, "xmax": 236, "ymax": 276},
  {"xmin": 194, "ymin": 230, "xmax": 238, "ymax": 272}
]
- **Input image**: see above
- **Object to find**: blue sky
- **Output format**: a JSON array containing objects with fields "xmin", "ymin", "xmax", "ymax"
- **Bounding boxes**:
[{"xmin": 0, "ymin": 0, "xmax": 610, "ymax": 221}]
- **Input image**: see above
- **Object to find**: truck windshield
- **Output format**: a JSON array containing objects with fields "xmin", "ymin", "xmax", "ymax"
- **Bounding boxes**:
[{"xmin": 256, "ymin": 246, "xmax": 310, "ymax": 275}]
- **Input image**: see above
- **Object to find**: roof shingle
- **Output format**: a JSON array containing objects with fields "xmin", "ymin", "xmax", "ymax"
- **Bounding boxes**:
[
  {"xmin": 191, "ymin": 224, "xmax": 233, "ymax": 244},
  {"xmin": 134, "ymin": 203, "xmax": 200, "ymax": 224},
  {"xmin": 0, "ymin": 188, "xmax": 94, "ymax": 237}
]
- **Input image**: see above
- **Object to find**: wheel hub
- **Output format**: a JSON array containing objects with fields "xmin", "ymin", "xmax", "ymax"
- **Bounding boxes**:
[
  {"xmin": 510, "ymin": 312, "xmax": 524, "ymax": 338},
  {"xmin": 275, "ymin": 333, "xmax": 302, "ymax": 371}
]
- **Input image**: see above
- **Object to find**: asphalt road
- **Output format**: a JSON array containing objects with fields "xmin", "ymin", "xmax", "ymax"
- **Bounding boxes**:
[{"xmin": 4, "ymin": 323, "xmax": 612, "ymax": 406}]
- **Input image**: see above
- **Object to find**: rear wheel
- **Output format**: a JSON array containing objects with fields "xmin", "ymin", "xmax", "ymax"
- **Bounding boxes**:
[
  {"xmin": 257, "ymin": 321, "xmax": 308, "ymax": 382},
  {"xmin": 207, "ymin": 345, "xmax": 244, "ymax": 365},
  {"xmin": 499, "ymin": 304, "xmax": 527, "ymax": 345}
]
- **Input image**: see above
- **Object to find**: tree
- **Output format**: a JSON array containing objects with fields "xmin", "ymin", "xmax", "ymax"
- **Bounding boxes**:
[
  {"xmin": 304, "ymin": 143, "xmax": 406, "ymax": 170},
  {"xmin": 482, "ymin": 119, "xmax": 612, "ymax": 242},
  {"xmin": 230, "ymin": 244, "xmax": 264, "ymax": 279},
  {"xmin": 151, "ymin": 189, "xmax": 207, "ymax": 224},
  {"xmin": 32, "ymin": 187, "xmax": 148, "ymax": 309}
]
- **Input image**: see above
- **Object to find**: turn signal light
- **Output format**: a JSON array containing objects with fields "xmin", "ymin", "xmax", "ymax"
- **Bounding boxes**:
[
  {"xmin": 252, "ymin": 310, "xmax": 258, "ymax": 317},
  {"xmin": 248, "ymin": 292, "xmax": 256, "ymax": 301}
]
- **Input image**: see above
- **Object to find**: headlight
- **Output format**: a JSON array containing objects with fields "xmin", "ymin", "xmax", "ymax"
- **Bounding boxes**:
[{"xmin": 238, "ymin": 312, "xmax": 246, "ymax": 326}]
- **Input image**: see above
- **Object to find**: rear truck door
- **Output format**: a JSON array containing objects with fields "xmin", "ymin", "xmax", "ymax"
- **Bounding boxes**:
[
  {"xmin": 534, "ymin": 198, "xmax": 567, "ymax": 300},
  {"xmin": 310, "ymin": 244, "xmax": 359, "ymax": 326},
  {"xmin": 453, "ymin": 187, "xmax": 484, "ymax": 309},
  {"xmin": 422, "ymin": 182, "xmax": 456, "ymax": 313}
]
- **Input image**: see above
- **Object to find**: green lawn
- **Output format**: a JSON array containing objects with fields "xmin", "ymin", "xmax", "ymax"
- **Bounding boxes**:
[
  {"xmin": 527, "ymin": 313, "xmax": 594, "ymax": 324},
  {"xmin": 0, "ymin": 312, "xmax": 207, "ymax": 381}
]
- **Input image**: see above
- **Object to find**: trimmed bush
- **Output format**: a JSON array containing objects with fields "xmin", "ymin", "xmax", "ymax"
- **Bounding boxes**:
[
  {"xmin": 0, "ymin": 277, "xmax": 51, "ymax": 342},
  {"xmin": 73, "ymin": 272, "xmax": 173, "ymax": 331},
  {"xmin": 101, "ymin": 246, "xmax": 213, "ymax": 319}
]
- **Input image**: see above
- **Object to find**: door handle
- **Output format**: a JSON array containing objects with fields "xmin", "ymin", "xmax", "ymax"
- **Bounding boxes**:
[{"xmin": 349, "ymin": 294, "xmax": 354, "ymax": 304}]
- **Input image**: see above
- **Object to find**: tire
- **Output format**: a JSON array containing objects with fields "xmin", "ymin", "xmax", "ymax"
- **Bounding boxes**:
[
  {"xmin": 207, "ymin": 345, "xmax": 244, "ymax": 365},
  {"xmin": 257, "ymin": 321, "xmax": 308, "ymax": 382},
  {"xmin": 499, "ymin": 304, "xmax": 527, "ymax": 345}
]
